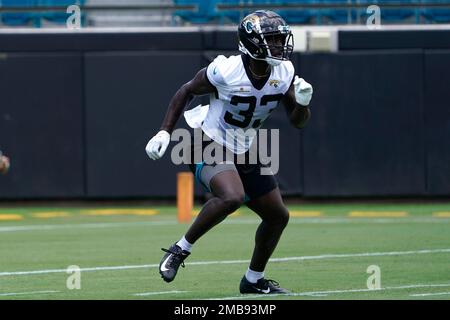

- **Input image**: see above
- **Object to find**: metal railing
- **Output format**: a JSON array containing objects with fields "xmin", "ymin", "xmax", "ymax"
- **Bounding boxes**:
[
  {"xmin": 217, "ymin": 1, "xmax": 450, "ymax": 10},
  {"xmin": 0, "ymin": 1, "xmax": 449, "ymax": 27},
  {"xmin": 0, "ymin": 4, "xmax": 197, "ymax": 13}
]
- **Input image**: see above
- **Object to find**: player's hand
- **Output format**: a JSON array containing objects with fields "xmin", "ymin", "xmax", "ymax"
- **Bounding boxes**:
[
  {"xmin": 145, "ymin": 130, "xmax": 170, "ymax": 160},
  {"xmin": 0, "ymin": 155, "xmax": 10, "ymax": 174},
  {"xmin": 293, "ymin": 75, "xmax": 313, "ymax": 106}
]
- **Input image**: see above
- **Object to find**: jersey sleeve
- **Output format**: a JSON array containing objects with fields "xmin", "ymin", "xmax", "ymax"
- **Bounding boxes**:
[
  {"xmin": 206, "ymin": 55, "xmax": 227, "ymax": 89},
  {"xmin": 284, "ymin": 60, "xmax": 296, "ymax": 93}
]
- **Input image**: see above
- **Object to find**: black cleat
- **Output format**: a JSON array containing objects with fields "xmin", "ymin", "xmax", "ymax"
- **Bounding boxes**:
[
  {"xmin": 159, "ymin": 244, "xmax": 190, "ymax": 283},
  {"xmin": 239, "ymin": 276, "xmax": 290, "ymax": 294}
]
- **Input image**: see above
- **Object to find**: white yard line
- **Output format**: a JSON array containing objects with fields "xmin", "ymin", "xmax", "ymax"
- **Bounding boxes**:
[
  {"xmin": 410, "ymin": 291, "xmax": 450, "ymax": 297},
  {"xmin": 132, "ymin": 290, "xmax": 189, "ymax": 296},
  {"xmin": 0, "ymin": 216, "xmax": 448, "ymax": 233},
  {"xmin": 0, "ymin": 248, "xmax": 449, "ymax": 277},
  {"xmin": 0, "ymin": 220, "xmax": 177, "ymax": 233},
  {"xmin": 208, "ymin": 283, "xmax": 450, "ymax": 300},
  {"xmin": 0, "ymin": 290, "xmax": 59, "ymax": 297}
]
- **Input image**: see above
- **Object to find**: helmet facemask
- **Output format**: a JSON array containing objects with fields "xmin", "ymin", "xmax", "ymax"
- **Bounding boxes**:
[{"xmin": 259, "ymin": 30, "xmax": 294, "ymax": 66}]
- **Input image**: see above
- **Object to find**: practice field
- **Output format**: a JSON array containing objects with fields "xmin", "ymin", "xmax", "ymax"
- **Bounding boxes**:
[{"xmin": 0, "ymin": 202, "xmax": 449, "ymax": 300}]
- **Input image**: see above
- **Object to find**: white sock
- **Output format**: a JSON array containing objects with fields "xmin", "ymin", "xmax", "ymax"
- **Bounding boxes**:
[
  {"xmin": 176, "ymin": 236, "xmax": 193, "ymax": 252},
  {"xmin": 245, "ymin": 268, "xmax": 264, "ymax": 284}
]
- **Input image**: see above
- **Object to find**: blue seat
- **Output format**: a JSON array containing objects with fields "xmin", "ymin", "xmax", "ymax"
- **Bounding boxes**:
[
  {"xmin": 421, "ymin": 0, "xmax": 450, "ymax": 23},
  {"xmin": 173, "ymin": 0, "xmax": 315, "ymax": 25},
  {"xmin": 368, "ymin": 0, "xmax": 415, "ymax": 22},
  {"xmin": 216, "ymin": 0, "xmax": 244, "ymax": 24},
  {"xmin": 277, "ymin": 0, "xmax": 314, "ymax": 25},
  {"xmin": 1, "ymin": 0, "xmax": 38, "ymax": 26},
  {"xmin": 317, "ymin": 0, "xmax": 357, "ymax": 25},
  {"xmin": 218, "ymin": 0, "xmax": 313, "ymax": 26},
  {"xmin": 1, "ymin": 0, "xmax": 85, "ymax": 27},
  {"xmin": 174, "ymin": 0, "xmax": 219, "ymax": 24},
  {"xmin": 422, "ymin": 9, "xmax": 450, "ymax": 23},
  {"xmin": 38, "ymin": 0, "xmax": 85, "ymax": 25}
]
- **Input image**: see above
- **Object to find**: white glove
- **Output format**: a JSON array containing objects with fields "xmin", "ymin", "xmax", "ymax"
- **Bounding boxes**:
[
  {"xmin": 293, "ymin": 75, "xmax": 313, "ymax": 106},
  {"xmin": 145, "ymin": 130, "xmax": 170, "ymax": 160}
]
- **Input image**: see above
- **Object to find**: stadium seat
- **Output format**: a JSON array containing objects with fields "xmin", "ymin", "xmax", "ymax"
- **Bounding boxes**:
[
  {"xmin": 1, "ymin": 0, "xmax": 85, "ymax": 27},
  {"xmin": 363, "ymin": 0, "xmax": 416, "ymax": 22},
  {"xmin": 216, "ymin": 0, "xmax": 245, "ymax": 24},
  {"xmin": 38, "ymin": 0, "xmax": 85, "ymax": 25},
  {"xmin": 173, "ymin": 0, "xmax": 316, "ymax": 25},
  {"xmin": 1, "ymin": 0, "xmax": 39, "ymax": 27},
  {"xmin": 173, "ymin": 0, "xmax": 219, "ymax": 24},
  {"xmin": 217, "ymin": 0, "xmax": 314, "ymax": 26},
  {"xmin": 316, "ymin": 0, "xmax": 356, "ymax": 25},
  {"xmin": 277, "ymin": 0, "xmax": 314, "ymax": 25},
  {"xmin": 422, "ymin": 10, "xmax": 450, "ymax": 23},
  {"xmin": 421, "ymin": 0, "xmax": 450, "ymax": 23}
]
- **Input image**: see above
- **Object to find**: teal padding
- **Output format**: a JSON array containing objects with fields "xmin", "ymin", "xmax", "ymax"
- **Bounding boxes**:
[
  {"xmin": 194, "ymin": 161, "xmax": 211, "ymax": 192},
  {"xmin": 194, "ymin": 162, "xmax": 250, "ymax": 201}
]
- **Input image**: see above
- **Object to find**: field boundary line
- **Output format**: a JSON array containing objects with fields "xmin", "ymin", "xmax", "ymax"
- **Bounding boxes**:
[
  {"xmin": 0, "ymin": 217, "xmax": 449, "ymax": 233},
  {"xmin": 1, "ymin": 248, "xmax": 449, "ymax": 277},
  {"xmin": 208, "ymin": 283, "xmax": 450, "ymax": 300},
  {"xmin": 0, "ymin": 290, "xmax": 60, "ymax": 297},
  {"xmin": 132, "ymin": 290, "xmax": 189, "ymax": 296},
  {"xmin": 0, "ymin": 220, "xmax": 178, "ymax": 232},
  {"xmin": 410, "ymin": 291, "xmax": 450, "ymax": 297}
]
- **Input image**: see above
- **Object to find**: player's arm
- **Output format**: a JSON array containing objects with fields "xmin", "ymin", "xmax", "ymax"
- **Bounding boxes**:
[
  {"xmin": 282, "ymin": 76, "xmax": 313, "ymax": 129},
  {"xmin": 159, "ymin": 68, "xmax": 215, "ymax": 134},
  {"xmin": 146, "ymin": 68, "xmax": 216, "ymax": 160}
]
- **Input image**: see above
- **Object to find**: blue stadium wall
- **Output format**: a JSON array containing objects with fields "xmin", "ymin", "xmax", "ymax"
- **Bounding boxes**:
[{"xmin": 0, "ymin": 29, "xmax": 449, "ymax": 199}]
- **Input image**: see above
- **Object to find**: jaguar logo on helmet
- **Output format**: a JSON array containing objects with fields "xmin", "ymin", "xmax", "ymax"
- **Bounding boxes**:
[
  {"xmin": 243, "ymin": 15, "xmax": 260, "ymax": 34},
  {"xmin": 245, "ymin": 20, "xmax": 253, "ymax": 33}
]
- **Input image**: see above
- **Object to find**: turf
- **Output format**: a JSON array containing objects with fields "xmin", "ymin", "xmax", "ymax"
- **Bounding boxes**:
[{"xmin": 0, "ymin": 202, "xmax": 449, "ymax": 300}]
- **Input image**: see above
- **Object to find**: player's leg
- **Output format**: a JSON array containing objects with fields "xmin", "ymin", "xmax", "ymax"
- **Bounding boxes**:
[
  {"xmin": 239, "ymin": 180, "xmax": 291, "ymax": 294},
  {"xmin": 159, "ymin": 164, "xmax": 245, "ymax": 283},
  {"xmin": 184, "ymin": 168, "xmax": 245, "ymax": 243},
  {"xmin": 246, "ymin": 187, "xmax": 289, "ymax": 273}
]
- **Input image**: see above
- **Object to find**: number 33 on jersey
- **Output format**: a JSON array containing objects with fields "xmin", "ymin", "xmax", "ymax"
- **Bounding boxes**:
[{"xmin": 184, "ymin": 54, "xmax": 295, "ymax": 154}]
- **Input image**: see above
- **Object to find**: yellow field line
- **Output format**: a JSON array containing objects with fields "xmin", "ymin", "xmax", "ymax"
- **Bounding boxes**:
[
  {"xmin": 432, "ymin": 212, "xmax": 450, "ymax": 218},
  {"xmin": 81, "ymin": 209, "xmax": 159, "ymax": 216},
  {"xmin": 349, "ymin": 211, "xmax": 408, "ymax": 218},
  {"xmin": 290, "ymin": 211, "xmax": 322, "ymax": 217},
  {"xmin": 32, "ymin": 212, "xmax": 71, "ymax": 219},
  {"xmin": 0, "ymin": 214, "xmax": 24, "ymax": 221}
]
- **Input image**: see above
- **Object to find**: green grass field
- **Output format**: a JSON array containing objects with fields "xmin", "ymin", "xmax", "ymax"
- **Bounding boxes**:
[{"xmin": 0, "ymin": 202, "xmax": 449, "ymax": 300}]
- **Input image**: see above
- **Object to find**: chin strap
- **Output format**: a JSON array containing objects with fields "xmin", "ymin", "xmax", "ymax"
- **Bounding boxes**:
[{"xmin": 265, "ymin": 57, "xmax": 282, "ymax": 66}]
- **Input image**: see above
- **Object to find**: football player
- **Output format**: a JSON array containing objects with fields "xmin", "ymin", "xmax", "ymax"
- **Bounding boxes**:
[
  {"xmin": 146, "ymin": 10, "xmax": 313, "ymax": 294},
  {"xmin": 0, "ymin": 150, "xmax": 10, "ymax": 175}
]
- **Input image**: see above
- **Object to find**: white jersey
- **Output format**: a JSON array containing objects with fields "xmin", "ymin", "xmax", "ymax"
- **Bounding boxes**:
[{"xmin": 184, "ymin": 54, "xmax": 295, "ymax": 154}]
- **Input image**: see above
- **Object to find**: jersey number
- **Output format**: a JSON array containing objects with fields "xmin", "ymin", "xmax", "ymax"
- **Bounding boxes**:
[{"xmin": 223, "ymin": 94, "xmax": 283, "ymax": 129}]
